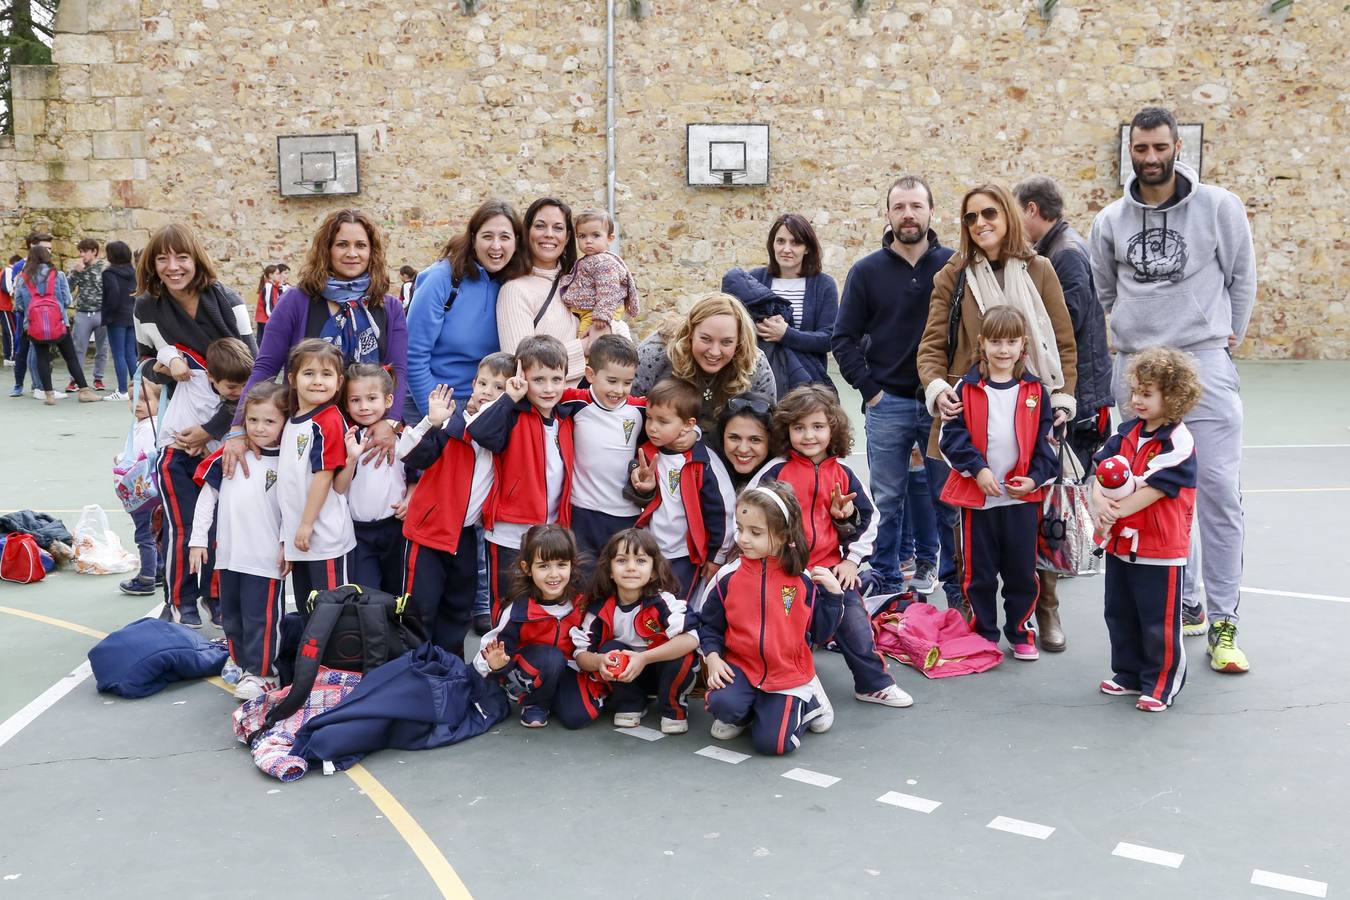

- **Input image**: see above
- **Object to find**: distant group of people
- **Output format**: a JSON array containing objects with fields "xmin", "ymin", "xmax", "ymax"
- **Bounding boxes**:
[{"xmin": 12, "ymin": 104, "xmax": 1255, "ymax": 750}]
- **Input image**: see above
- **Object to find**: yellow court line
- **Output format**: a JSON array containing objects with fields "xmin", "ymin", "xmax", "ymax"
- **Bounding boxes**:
[
  {"xmin": 0, "ymin": 606, "xmax": 108, "ymax": 640},
  {"xmin": 0, "ymin": 606, "xmax": 471, "ymax": 900}
]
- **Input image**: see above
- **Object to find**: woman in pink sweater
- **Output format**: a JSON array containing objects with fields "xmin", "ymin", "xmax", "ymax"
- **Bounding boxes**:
[{"xmin": 496, "ymin": 197, "xmax": 587, "ymax": 385}]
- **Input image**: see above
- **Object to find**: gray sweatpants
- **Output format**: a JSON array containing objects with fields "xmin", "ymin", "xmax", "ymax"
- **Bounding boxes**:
[
  {"xmin": 1113, "ymin": 347, "xmax": 1244, "ymax": 624},
  {"xmin": 70, "ymin": 310, "xmax": 108, "ymax": 381}
]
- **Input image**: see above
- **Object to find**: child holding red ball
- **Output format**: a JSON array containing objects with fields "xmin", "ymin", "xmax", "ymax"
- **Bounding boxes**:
[
  {"xmin": 572, "ymin": 528, "xmax": 699, "ymax": 734},
  {"xmin": 1092, "ymin": 347, "xmax": 1202, "ymax": 710}
]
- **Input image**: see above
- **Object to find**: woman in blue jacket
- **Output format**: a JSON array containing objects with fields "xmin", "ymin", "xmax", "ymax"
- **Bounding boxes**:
[
  {"xmin": 723, "ymin": 213, "xmax": 838, "ymax": 395},
  {"xmin": 404, "ymin": 199, "xmax": 526, "ymax": 420}
]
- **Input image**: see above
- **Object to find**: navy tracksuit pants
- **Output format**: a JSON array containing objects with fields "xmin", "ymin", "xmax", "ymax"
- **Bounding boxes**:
[
  {"xmin": 960, "ymin": 503, "xmax": 1040, "ymax": 645},
  {"xmin": 348, "ymin": 516, "xmax": 406, "ymax": 595},
  {"xmin": 598, "ymin": 639, "xmax": 699, "ymax": 721},
  {"xmin": 404, "ymin": 529, "xmax": 478, "ymax": 657},
  {"xmin": 570, "ymin": 506, "xmax": 638, "ymax": 583},
  {"xmin": 486, "ymin": 541, "xmax": 519, "ymax": 621},
  {"xmin": 290, "ymin": 556, "xmax": 346, "ymax": 613},
  {"xmin": 219, "ymin": 570, "xmax": 285, "ymax": 678},
  {"xmin": 1104, "ymin": 556, "xmax": 1187, "ymax": 705},
  {"xmin": 496, "ymin": 644, "xmax": 604, "ymax": 729},
  {"xmin": 705, "ymin": 661, "xmax": 824, "ymax": 756},
  {"xmin": 669, "ymin": 556, "xmax": 698, "ymax": 603},
  {"xmin": 156, "ymin": 447, "xmax": 213, "ymax": 612},
  {"xmin": 825, "ymin": 590, "xmax": 894, "ymax": 694}
]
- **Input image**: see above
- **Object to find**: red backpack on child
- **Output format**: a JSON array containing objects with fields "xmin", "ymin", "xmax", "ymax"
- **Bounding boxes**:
[
  {"xmin": 1, "ymin": 533, "xmax": 46, "ymax": 584},
  {"xmin": 22, "ymin": 269, "xmax": 67, "ymax": 342}
]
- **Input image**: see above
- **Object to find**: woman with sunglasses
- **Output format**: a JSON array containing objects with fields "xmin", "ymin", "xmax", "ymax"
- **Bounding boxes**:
[
  {"xmin": 715, "ymin": 392, "xmax": 776, "ymax": 491},
  {"xmin": 404, "ymin": 199, "xmax": 526, "ymax": 421},
  {"xmin": 917, "ymin": 182, "xmax": 1078, "ymax": 461}
]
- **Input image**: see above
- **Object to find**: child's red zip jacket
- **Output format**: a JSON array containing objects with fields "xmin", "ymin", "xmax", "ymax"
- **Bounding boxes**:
[
  {"xmin": 468, "ymin": 394, "xmax": 577, "ymax": 530},
  {"xmin": 695, "ymin": 556, "xmax": 842, "ymax": 691},
  {"xmin": 752, "ymin": 452, "xmax": 877, "ymax": 568}
]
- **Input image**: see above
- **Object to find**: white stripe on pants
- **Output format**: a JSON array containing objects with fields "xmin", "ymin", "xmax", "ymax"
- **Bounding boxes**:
[{"xmin": 1113, "ymin": 347, "xmax": 1244, "ymax": 623}]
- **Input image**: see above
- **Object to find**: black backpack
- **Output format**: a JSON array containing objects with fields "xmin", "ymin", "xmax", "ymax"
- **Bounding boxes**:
[{"xmin": 248, "ymin": 584, "xmax": 425, "ymax": 742}]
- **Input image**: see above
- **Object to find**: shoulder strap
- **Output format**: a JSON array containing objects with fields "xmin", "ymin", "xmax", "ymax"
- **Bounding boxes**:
[
  {"xmin": 442, "ymin": 274, "xmax": 462, "ymax": 313},
  {"xmin": 247, "ymin": 598, "xmax": 347, "ymax": 742},
  {"xmin": 532, "ymin": 274, "xmax": 562, "ymax": 328},
  {"xmin": 356, "ymin": 595, "xmax": 393, "ymax": 671},
  {"xmin": 945, "ymin": 270, "xmax": 967, "ymax": 370}
]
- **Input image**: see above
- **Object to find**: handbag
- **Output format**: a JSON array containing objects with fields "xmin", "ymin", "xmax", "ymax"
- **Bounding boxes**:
[
  {"xmin": 113, "ymin": 368, "xmax": 162, "ymax": 516},
  {"xmin": 1036, "ymin": 429, "xmax": 1099, "ymax": 577}
]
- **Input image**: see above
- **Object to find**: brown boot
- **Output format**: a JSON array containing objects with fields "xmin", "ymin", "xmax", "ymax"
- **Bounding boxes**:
[
  {"xmin": 44, "ymin": 390, "xmax": 56, "ymax": 406},
  {"xmin": 78, "ymin": 386, "xmax": 98, "ymax": 402},
  {"xmin": 1036, "ymin": 570, "xmax": 1066, "ymax": 652}
]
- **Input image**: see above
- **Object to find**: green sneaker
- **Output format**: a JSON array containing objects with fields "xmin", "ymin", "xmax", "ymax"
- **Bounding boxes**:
[
  {"xmin": 1207, "ymin": 620, "xmax": 1250, "ymax": 673},
  {"xmin": 1181, "ymin": 603, "xmax": 1208, "ymax": 637}
]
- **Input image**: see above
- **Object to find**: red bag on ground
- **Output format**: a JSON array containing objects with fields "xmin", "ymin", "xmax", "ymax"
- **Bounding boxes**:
[
  {"xmin": 1, "ymin": 533, "xmax": 46, "ymax": 584},
  {"xmin": 874, "ymin": 602, "xmax": 1002, "ymax": 678}
]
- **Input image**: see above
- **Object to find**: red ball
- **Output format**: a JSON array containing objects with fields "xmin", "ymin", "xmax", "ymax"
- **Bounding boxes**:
[
  {"xmin": 604, "ymin": 652, "xmax": 630, "ymax": 677},
  {"xmin": 1096, "ymin": 455, "xmax": 1131, "ymax": 490}
]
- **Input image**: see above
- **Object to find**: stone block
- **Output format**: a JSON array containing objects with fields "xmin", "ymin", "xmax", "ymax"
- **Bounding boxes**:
[
  {"xmin": 23, "ymin": 180, "xmax": 75, "ymax": 208},
  {"xmin": 59, "ymin": 67, "xmax": 91, "ymax": 102},
  {"xmin": 11, "ymin": 100, "xmax": 45, "ymax": 136},
  {"xmin": 92, "ymin": 131, "xmax": 145, "ymax": 160},
  {"xmin": 64, "ymin": 102, "xmax": 114, "ymax": 132},
  {"xmin": 143, "ymin": 16, "xmax": 175, "ymax": 42},
  {"xmin": 53, "ymin": 0, "xmax": 88, "ymax": 34},
  {"xmin": 70, "ymin": 179, "xmax": 113, "ymax": 207},
  {"xmin": 90, "ymin": 64, "xmax": 144, "ymax": 98},
  {"xmin": 52, "ymin": 34, "xmax": 114, "ymax": 65},
  {"xmin": 89, "ymin": 0, "xmax": 140, "ymax": 32},
  {"xmin": 114, "ymin": 96, "xmax": 146, "ymax": 131},
  {"xmin": 89, "ymin": 158, "xmax": 138, "ymax": 180},
  {"xmin": 110, "ymin": 33, "xmax": 141, "ymax": 63},
  {"xmin": 11, "ymin": 66, "xmax": 59, "ymax": 101}
]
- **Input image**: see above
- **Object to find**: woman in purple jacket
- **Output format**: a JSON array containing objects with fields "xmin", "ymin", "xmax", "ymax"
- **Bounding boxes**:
[{"xmin": 220, "ymin": 209, "xmax": 408, "ymax": 475}]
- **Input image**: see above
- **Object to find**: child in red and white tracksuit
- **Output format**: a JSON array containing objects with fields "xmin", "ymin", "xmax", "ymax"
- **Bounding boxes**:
[
  {"xmin": 696, "ymin": 482, "xmax": 843, "ymax": 756},
  {"xmin": 1092, "ymin": 346, "xmax": 1201, "ymax": 712},
  {"xmin": 938, "ymin": 307, "xmax": 1057, "ymax": 658}
]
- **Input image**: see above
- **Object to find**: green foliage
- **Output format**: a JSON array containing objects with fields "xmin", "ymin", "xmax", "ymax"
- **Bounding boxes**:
[{"xmin": 1, "ymin": 0, "xmax": 58, "ymax": 134}]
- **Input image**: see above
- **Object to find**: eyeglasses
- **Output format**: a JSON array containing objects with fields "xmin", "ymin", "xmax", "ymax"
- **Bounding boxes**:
[
  {"xmin": 726, "ymin": 395, "xmax": 771, "ymax": 416},
  {"xmin": 962, "ymin": 207, "xmax": 1001, "ymax": 227}
]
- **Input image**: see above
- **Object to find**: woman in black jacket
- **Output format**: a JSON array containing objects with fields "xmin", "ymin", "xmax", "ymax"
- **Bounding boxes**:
[{"xmin": 100, "ymin": 240, "xmax": 138, "ymax": 400}]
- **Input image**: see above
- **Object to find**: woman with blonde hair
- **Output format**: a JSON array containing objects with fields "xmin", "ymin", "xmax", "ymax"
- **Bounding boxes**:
[
  {"xmin": 222, "ymin": 208, "xmax": 408, "ymax": 475},
  {"xmin": 917, "ymin": 182, "xmax": 1078, "ymax": 459},
  {"xmin": 633, "ymin": 291, "xmax": 776, "ymax": 433}
]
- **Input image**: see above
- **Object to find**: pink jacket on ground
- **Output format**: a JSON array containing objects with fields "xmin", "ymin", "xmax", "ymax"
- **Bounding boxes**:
[{"xmin": 874, "ymin": 602, "xmax": 1003, "ymax": 679}]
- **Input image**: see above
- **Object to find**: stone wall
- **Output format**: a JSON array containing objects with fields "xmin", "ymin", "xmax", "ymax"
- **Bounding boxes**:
[{"xmin": 2, "ymin": 0, "xmax": 1345, "ymax": 358}]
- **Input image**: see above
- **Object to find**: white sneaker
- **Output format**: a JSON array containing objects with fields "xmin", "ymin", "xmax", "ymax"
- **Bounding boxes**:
[
  {"xmin": 2, "ymin": 358, "xmax": 13, "ymax": 366},
  {"xmin": 710, "ymin": 719, "xmax": 744, "ymax": 740},
  {"xmin": 855, "ymin": 683, "xmax": 914, "ymax": 708},
  {"xmin": 233, "ymin": 673, "xmax": 278, "ymax": 702},
  {"xmin": 660, "ymin": 716, "xmax": 689, "ymax": 734},
  {"xmin": 104, "ymin": 390, "xmax": 127, "ymax": 401},
  {"xmin": 612, "ymin": 710, "xmax": 644, "ymax": 728},
  {"xmin": 807, "ymin": 675, "xmax": 834, "ymax": 733}
]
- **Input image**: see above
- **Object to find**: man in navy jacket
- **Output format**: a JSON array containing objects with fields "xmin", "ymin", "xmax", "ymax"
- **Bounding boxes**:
[{"xmin": 831, "ymin": 176, "xmax": 963, "ymax": 608}]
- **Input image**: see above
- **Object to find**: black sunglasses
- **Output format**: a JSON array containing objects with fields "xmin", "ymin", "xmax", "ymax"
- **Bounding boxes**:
[
  {"xmin": 726, "ymin": 395, "xmax": 771, "ymax": 416},
  {"xmin": 962, "ymin": 206, "xmax": 1001, "ymax": 227}
]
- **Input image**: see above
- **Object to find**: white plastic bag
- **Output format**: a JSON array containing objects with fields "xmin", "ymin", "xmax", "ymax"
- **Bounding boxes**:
[{"xmin": 72, "ymin": 504, "xmax": 138, "ymax": 575}]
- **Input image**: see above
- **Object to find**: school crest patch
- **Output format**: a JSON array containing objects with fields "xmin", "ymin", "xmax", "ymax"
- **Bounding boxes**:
[
  {"xmin": 666, "ymin": 468, "xmax": 681, "ymax": 494},
  {"xmin": 781, "ymin": 585, "xmax": 797, "ymax": 615},
  {"xmin": 623, "ymin": 419, "xmax": 636, "ymax": 443},
  {"xmin": 296, "ymin": 433, "xmax": 309, "ymax": 459},
  {"xmin": 265, "ymin": 469, "xmax": 277, "ymax": 491},
  {"xmin": 635, "ymin": 606, "xmax": 667, "ymax": 647}
]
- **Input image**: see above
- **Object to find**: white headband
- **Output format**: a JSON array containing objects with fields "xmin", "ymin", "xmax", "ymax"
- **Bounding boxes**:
[{"xmin": 750, "ymin": 486, "xmax": 792, "ymax": 523}]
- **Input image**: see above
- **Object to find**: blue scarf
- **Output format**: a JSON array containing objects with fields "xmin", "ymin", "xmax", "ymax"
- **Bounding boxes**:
[{"xmin": 319, "ymin": 274, "xmax": 380, "ymax": 364}]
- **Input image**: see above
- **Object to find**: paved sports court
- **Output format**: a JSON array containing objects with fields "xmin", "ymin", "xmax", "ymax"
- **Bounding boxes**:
[{"xmin": 1, "ymin": 360, "xmax": 1346, "ymax": 899}]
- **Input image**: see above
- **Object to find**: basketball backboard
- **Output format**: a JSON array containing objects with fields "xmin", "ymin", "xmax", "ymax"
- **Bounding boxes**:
[{"xmin": 687, "ymin": 123, "xmax": 769, "ymax": 186}]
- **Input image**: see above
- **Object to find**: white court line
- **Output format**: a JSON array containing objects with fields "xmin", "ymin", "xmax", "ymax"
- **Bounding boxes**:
[
  {"xmin": 781, "ymin": 768, "xmax": 840, "ymax": 788},
  {"xmin": 876, "ymin": 791, "xmax": 941, "ymax": 814},
  {"xmin": 1244, "ymin": 586, "xmax": 1350, "ymax": 604},
  {"xmin": 695, "ymin": 745, "xmax": 749, "ymax": 764},
  {"xmin": 0, "ymin": 602, "xmax": 160, "ymax": 753},
  {"xmin": 1244, "ymin": 443, "xmax": 1350, "ymax": 450},
  {"xmin": 1112, "ymin": 842, "xmax": 1184, "ymax": 868},
  {"xmin": 613, "ymin": 725, "xmax": 664, "ymax": 742},
  {"xmin": 987, "ymin": 816, "xmax": 1055, "ymax": 840},
  {"xmin": 1251, "ymin": 869, "xmax": 1328, "ymax": 897},
  {"xmin": 0, "ymin": 661, "xmax": 94, "ymax": 751}
]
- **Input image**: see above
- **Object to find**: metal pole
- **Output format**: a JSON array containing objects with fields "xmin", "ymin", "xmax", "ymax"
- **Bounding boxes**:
[{"xmin": 606, "ymin": 0, "xmax": 617, "ymax": 249}]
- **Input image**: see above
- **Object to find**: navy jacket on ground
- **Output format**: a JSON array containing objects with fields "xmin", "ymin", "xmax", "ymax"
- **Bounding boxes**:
[
  {"xmin": 290, "ymin": 641, "xmax": 510, "ymax": 771},
  {"xmin": 89, "ymin": 618, "xmax": 229, "ymax": 699}
]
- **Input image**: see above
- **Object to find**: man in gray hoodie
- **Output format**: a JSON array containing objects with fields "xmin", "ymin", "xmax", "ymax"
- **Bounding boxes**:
[{"xmin": 1090, "ymin": 106, "xmax": 1256, "ymax": 674}]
